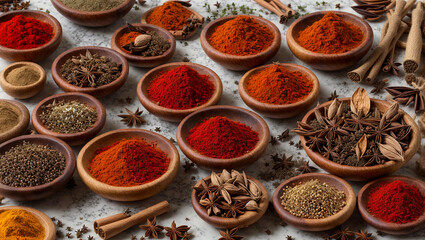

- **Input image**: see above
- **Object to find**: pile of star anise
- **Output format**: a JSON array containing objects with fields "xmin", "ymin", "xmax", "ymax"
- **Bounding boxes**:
[
  {"xmin": 194, "ymin": 170, "xmax": 262, "ymax": 218},
  {"xmin": 293, "ymin": 88, "xmax": 411, "ymax": 167},
  {"xmin": 0, "ymin": 0, "xmax": 29, "ymax": 12}
]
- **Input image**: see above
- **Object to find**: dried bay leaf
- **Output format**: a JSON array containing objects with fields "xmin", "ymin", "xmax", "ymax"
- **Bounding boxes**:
[
  {"xmin": 351, "ymin": 87, "xmax": 370, "ymax": 117},
  {"xmin": 378, "ymin": 136, "xmax": 405, "ymax": 162},
  {"xmin": 355, "ymin": 134, "xmax": 368, "ymax": 161}
]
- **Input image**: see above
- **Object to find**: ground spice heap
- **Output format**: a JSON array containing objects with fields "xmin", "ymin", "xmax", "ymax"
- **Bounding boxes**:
[
  {"xmin": 147, "ymin": 65, "xmax": 214, "ymax": 110},
  {"xmin": 146, "ymin": 1, "xmax": 192, "ymax": 31},
  {"xmin": 297, "ymin": 12, "xmax": 364, "ymax": 54},
  {"xmin": 6, "ymin": 66, "xmax": 40, "ymax": 86},
  {"xmin": 0, "ymin": 101, "xmax": 19, "ymax": 133},
  {"xmin": 0, "ymin": 15, "xmax": 54, "ymax": 49},
  {"xmin": 367, "ymin": 180, "xmax": 425, "ymax": 224},
  {"xmin": 0, "ymin": 209, "xmax": 45, "ymax": 240},
  {"xmin": 0, "ymin": 141, "xmax": 66, "ymax": 187},
  {"xmin": 89, "ymin": 138, "xmax": 170, "ymax": 187},
  {"xmin": 280, "ymin": 179, "xmax": 346, "ymax": 219},
  {"xmin": 60, "ymin": 0, "xmax": 124, "ymax": 12},
  {"xmin": 119, "ymin": 24, "xmax": 171, "ymax": 56},
  {"xmin": 187, "ymin": 116, "xmax": 259, "ymax": 159},
  {"xmin": 246, "ymin": 64, "xmax": 313, "ymax": 104},
  {"xmin": 209, "ymin": 16, "xmax": 274, "ymax": 56},
  {"xmin": 39, "ymin": 100, "xmax": 98, "ymax": 134}
]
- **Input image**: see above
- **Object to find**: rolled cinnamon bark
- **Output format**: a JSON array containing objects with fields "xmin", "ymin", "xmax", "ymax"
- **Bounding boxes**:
[
  {"xmin": 94, "ymin": 213, "xmax": 130, "ymax": 234},
  {"xmin": 403, "ymin": 2, "xmax": 423, "ymax": 73}
]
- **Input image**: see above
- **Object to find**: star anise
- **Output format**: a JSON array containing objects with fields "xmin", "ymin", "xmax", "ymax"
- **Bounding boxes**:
[
  {"xmin": 118, "ymin": 108, "xmax": 146, "ymax": 127},
  {"xmin": 199, "ymin": 192, "xmax": 222, "ymax": 216},
  {"xmin": 193, "ymin": 179, "xmax": 217, "ymax": 199},
  {"xmin": 371, "ymin": 79, "xmax": 388, "ymax": 94},
  {"xmin": 140, "ymin": 217, "xmax": 164, "ymax": 238},
  {"xmin": 219, "ymin": 201, "xmax": 246, "ymax": 218},
  {"xmin": 306, "ymin": 136, "xmax": 326, "ymax": 151},
  {"xmin": 355, "ymin": 230, "xmax": 373, "ymax": 240},
  {"xmin": 270, "ymin": 153, "xmax": 280, "ymax": 162},
  {"xmin": 164, "ymin": 221, "xmax": 190, "ymax": 240},
  {"xmin": 74, "ymin": 64, "xmax": 103, "ymax": 88},
  {"xmin": 385, "ymin": 86, "xmax": 425, "ymax": 112},
  {"xmin": 328, "ymin": 90, "xmax": 339, "ymax": 100},
  {"xmin": 295, "ymin": 141, "xmax": 303, "ymax": 149},
  {"xmin": 214, "ymin": 1, "xmax": 221, "ymax": 8},
  {"xmin": 272, "ymin": 154, "xmax": 294, "ymax": 170},
  {"xmin": 183, "ymin": 161, "xmax": 194, "ymax": 172},
  {"xmin": 330, "ymin": 227, "xmax": 355, "ymax": 240},
  {"xmin": 286, "ymin": 236, "xmax": 294, "ymax": 240},
  {"xmin": 270, "ymin": 136, "xmax": 278, "ymax": 145},
  {"xmin": 218, "ymin": 228, "xmax": 243, "ymax": 240},
  {"xmin": 131, "ymin": 235, "xmax": 137, "ymax": 240},
  {"xmin": 278, "ymin": 129, "xmax": 290, "ymax": 141},
  {"xmin": 297, "ymin": 161, "xmax": 318, "ymax": 174},
  {"xmin": 382, "ymin": 57, "xmax": 401, "ymax": 76},
  {"xmin": 363, "ymin": 147, "xmax": 385, "ymax": 166}
]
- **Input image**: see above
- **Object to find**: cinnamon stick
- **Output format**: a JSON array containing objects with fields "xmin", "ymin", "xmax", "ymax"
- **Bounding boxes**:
[
  {"xmin": 403, "ymin": 2, "xmax": 423, "ymax": 73},
  {"xmin": 94, "ymin": 213, "xmax": 130, "ymax": 234},
  {"xmin": 254, "ymin": 0, "xmax": 287, "ymax": 23},
  {"xmin": 272, "ymin": 0, "xmax": 296, "ymax": 17}
]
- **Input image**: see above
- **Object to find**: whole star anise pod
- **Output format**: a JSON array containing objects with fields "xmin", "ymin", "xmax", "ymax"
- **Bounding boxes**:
[
  {"xmin": 218, "ymin": 228, "xmax": 243, "ymax": 240},
  {"xmin": 297, "ymin": 161, "xmax": 318, "ymax": 174},
  {"xmin": 164, "ymin": 221, "xmax": 190, "ymax": 240},
  {"xmin": 118, "ymin": 108, "xmax": 146, "ymax": 127},
  {"xmin": 278, "ymin": 129, "xmax": 290, "ymax": 141},
  {"xmin": 273, "ymin": 154, "xmax": 294, "ymax": 170},
  {"xmin": 219, "ymin": 201, "xmax": 246, "ymax": 218},
  {"xmin": 331, "ymin": 227, "xmax": 355, "ymax": 240},
  {"xmin": 371, "ymin": 79, "xmax": 388, "ymax": 94},
  {"xmin": 355, "ymin": 230, "xmax": 373, "ymax": 240},
  {"xmin": 382, "ymin": 57, "xmax": 401, "ymax": 76},
  {"xmin": 140, "ymin": 217, "xmax": 164, "ymax": 238},
  {"xmin": 385, "ymin": 86, "xmax": 425, "ymax": 112},
  {"xmin": 328, "ymin": 90, "xmax": 339, "ymax": 101}
]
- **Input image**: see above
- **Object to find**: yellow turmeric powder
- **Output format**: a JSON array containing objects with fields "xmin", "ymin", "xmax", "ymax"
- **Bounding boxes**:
[{"xmin": 0, "ymin": 209, "xmax": 45, "ymax": 240}]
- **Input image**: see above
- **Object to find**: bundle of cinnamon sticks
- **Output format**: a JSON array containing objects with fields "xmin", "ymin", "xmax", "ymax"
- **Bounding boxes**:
[{"xmin": 254, "ymin": 0, "xmax": 295, "ymax": 23}]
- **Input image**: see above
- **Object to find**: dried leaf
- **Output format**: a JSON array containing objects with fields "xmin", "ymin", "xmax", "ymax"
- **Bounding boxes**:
[
  {"xmin": 351, "ymin": 87, "xmax": 371, "ymax": 117},
  {"xmin": 355, "ymin": 134, "xmax": 368, "ymax": 161},
  {"xmin": 378, "ymin": 136, "xmax": 405, "ymax": 162}
]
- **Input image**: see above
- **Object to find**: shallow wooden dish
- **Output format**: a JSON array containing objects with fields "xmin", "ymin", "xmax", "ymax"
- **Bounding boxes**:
[
  {"xmin": 137, "ymin": 62, "xmax": 223, "ymax": 122},
  {"xmin": 0, "ymin": 10, "xmax": 62, "ymax": 62},
  {"xmin": 358, "ymin": 175, "xmax": 425, "ymax": 235},
  {"xmin": 191, "ymin": 175, "xmax": 269, "ymax": 229},
  {"xmin": 0, "ymin": 206, "xmax": 56, "ymax": 240},
  {"xmin": 0, "ymin": 134, "xmax": 75, "ymax": 201},
  {"xmin": 300, "ymin": 98, "xmax": 421, "ymax": 181},
  {"xmin": 272, "ymin": 173, "xmax": 356, "ymax": 231},
  {"xmin": 286, "ymin": 11, "xmax": 373, "ymax": 71},
  {"xmin": 200, "ymin": 15, "xmax": 281, "ymax": 71},
  {"xmin": 0, "ymin": 99, "xmax": 30, "ymax": 143},
  {"xmin": 51, "ymin": 0, "xmax": 135, "ymax": 27},
  {"xmin": 51, "ymin": 46, "xmax": 129, "ymax": 98},
  {"xmin": 0, "ymin": 62, "xmax": 46, "ymax": 99},
  {"xmin": 111, "ymin": 23, "xmax": 176, "ymax": 68},
  {"xmin": 176, "ymin": 105, "xmax": 269, "ymax": 170},
  {"xmin": 77, "ymin": 129, "xmax": 180, "ymax": 201},
  {"xmin": 31, "ymin": 92, "xmax": 106, "ymax": 146},
  {"xmin": 239, "ymin": 63, "xmax": 320, "ymax": 119}
]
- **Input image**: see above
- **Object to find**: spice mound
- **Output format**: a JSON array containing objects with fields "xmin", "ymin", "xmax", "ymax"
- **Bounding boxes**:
[
  {"xmin": 0, "ymin": 15, "xmax": 54, "ymax": 50},
  {"xmin": 187, "ymin": 116, "xmax": 259, "ymax": 159},
  {"xmin": 0, "ymin": 141, "xmax": 66, "ymax": 187},
  {"xmin": 297, "ymin": 12, "xmax": 364, "ymax": 54},
  {"xmin": 209, "ymin": 16, "xmax": 274, "ymax": 56},
  {"xmin": 147, "ymin": 65, "xmax": 214, "ymax": 110},
  {"xmin": 280, "ymin": 179, "xmax": 346, "ymax": 219},
  {"xmin": 0, "ymin": 101, "xmax": 19, "ymax": 133},
  {"xmin": 119, "ymin": 24, "xmax": 171, "ymax": 56},
  {"xmin": 39, "ymin": 100, "xmax": 98, "ymax": 134},
  {"xmin": 246, "ymin": 64, "xmax": 313, "ymax": 104},
  {"xmin": 367, "ymin": 180, "xmax": 425, "ymax": 224},
  {"xmin": 146, "ymin": 2, "xmax": 192, "ymax": 31},
  {"xmin": 0, "ymin": 209, "xmax": 45, "ymax": 240},
  {"xmin": 6, "ymin": 65, "xmax": 40, "ymax": 86},
  {"xmin": 60, "ymin": 0, "xmax": 124, "ymax": 12},
  {"xmin": 89, "ymin": 138, "xmax": 170, "ymax": 187}
]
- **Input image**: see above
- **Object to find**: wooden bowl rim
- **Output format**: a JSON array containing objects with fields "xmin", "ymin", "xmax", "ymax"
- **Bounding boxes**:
[
  {"xmin": 0, "ymin": 62, "xmax": 46, "ymax": 89},
  {"xmin": 0, "ymin": 99, "xmax": 30, "ymax": 140},
  {"xmin": 51, "ymin": 0, "xmax": 134, "ymax": 15}
]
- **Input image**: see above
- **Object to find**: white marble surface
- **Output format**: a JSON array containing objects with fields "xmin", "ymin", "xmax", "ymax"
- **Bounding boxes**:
[{"xmin": 1, "ymin": 0, "xmax": 424, "ymax": 239}]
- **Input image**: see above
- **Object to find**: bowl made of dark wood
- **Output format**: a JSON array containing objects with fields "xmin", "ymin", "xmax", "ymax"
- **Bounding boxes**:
[{"xmin": 0, "ymin": 99, "xmax": 30, "ymax": 144}]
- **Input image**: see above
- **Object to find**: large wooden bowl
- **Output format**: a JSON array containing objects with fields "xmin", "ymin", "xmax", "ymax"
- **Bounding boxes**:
[
  {"xmin": 51, "ymin": 46, "xmax": 129, "ymax": 98},
  {"xmin": 0, "ymin": 99, "xmax": 30, "ymax": 144},
  {"xmin": 0, "ymin": 11, "xmax": 62, "ymax": 62},
  {"xmin": 200, "ymin": 15, "xmax": 281, "ymax": 71},
  {"xmin": 31, "ymin": 92, "xmax": 106, "ymax": 146},
  {"xmin": 239, "ymin": 63, "xmax": 320, "ymax": 119},
  {"xmin": 176, "ymin": 105, "xmax": 270, "ymax": 170},
  {"xmin": 287, "ymin": 11, "xmax": 373, "ymax": 71},
  {"xmin": 272, "ymin": 173, "xmax": 356, "ymax": 231},
  {"xmin": 0, "ymin": 135, "xmax": 76, "ymax": 201},
  {"xmin": 77, "ymin": 129, "xmax": 180, "ymax": 201},
  {"xmin": 299, "ymin": 98, "xmax": 421, "ymax": 181},
  {"xmin": 51, "ymin": 0, "xmax": 135, "ymax": 27},
  {"xmin": 358, "ymin": 175, "xmax": 425, "ymax": 235}
]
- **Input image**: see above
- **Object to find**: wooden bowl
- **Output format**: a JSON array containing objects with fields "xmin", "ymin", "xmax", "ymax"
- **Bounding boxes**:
[
  {"xmin": 300, "ymin": 98, "xmax": 421, "ymax": 181},
  {"xmin": 286, "ymin": 11, "xmax": 373, "ymax": 71},
  {"xmin": 272, "ymin": 173, "xmax": 356, "ymax": 231},
  {"xmin": 191, "ymin": 175, "xmax": 269, "ymax": 229},
  {"xmin": 358, "ymin": 175, "xmax": 425, "ymax": 235},
  {"xmin": 111, "ymin": 23, "xmax": 176, "ymax": 68},
  {"xmin": 0, "ymin": 11, "xmax": 62, "ymax": 62},
  {"xmin": 137, "ymin": 62, "xmax": 223, "ymax": 122},
  {"xmin": 0, "ymin": 134, "xmax": 76, "ymax": 201},
  {"xmin": 77, "ymin": 129, "xmax": 180, "ymax": 201},
  {"xmin": 51, "ymin": 46, "xmax": 129, "ymax": 98},
  {"xmin": 200, "ymin": 15, "xmax": 281, "ymax": 71},
  {"xmin": 0, "ymin": 62, "xmax": 46, "ymax": 99},
  {"xmin": 239, "ymin": 63, "xmax": 320, "ymax": 119},
  {"xmin": 141, "ymin": 5, "xmax": 204, "ymax": 39},
  {"xmin": 0, "ymin": 206, "xmax": 55, "ymax": 240},
  {"xmin": 51, "ymin": 0, "xmax": 135, "ymax": 27},
  {"xmin": 176, "ymin": 105, "xmax": 270, "ymax": 170},
  {"xmin": 31, "ymin": 92, "xmax": 106, "ymax": 146},
  {"xmin": 0, "ymin": 99, "xmax": 30, "ymax": 144}
]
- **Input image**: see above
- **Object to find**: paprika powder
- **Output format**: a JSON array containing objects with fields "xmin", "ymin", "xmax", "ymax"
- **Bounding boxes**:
[
  {"xmin": 119, "ymin": 31, "xmax": 141, "ymax": 53},
  {"xmin": 146, "ymin": 2, "xmax": 192, "ymax": 31}
]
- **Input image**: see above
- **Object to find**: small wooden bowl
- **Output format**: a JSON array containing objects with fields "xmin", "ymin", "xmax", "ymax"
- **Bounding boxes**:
[
  {"xmin": 272, "ymin": 173, "xmax": 356, "ymax": 231},
  {"xmin": 300, "ymin": 98, "xmax": 421, "ymax": 181},
  {"xmin": 0, "ymin": 62, "xmax": 46, "ymax": 99},
  {"xmin": 0, "ymin": 134, "xmax": 76, "ymax": 201},
  {"xmin": 0, "ymin": 99, "xmax": 30, "ymax": 143},
  {"xmin": 51, "ymin": 0, "xmax": 135, "ymax": 27},
  {"xmin": 0, "ymin": 11, "xmax": 62, "ymax": 62},
  {"xmin": 239, "ymin": 63, "xmax": 320, "ymax": 119},
  {"xmin": 200, "ymin": 15, "xmax": 281, "ymax": 71},
  {"xmin": 77, "ymin": 129, "xmax": 180, "ymax": 201},
  {"xmin": 286, "ymin": 11, "xmax": 373, "ymax": 71},
  {"xmin": 137, "ymin": 62, "xmax": 223, "ymax": 122},
  {"xmin": 0, "ymin": 206, "xmax": 56, "ymax": 240},
  {"xmin": 176, "ymin": 105, "xmax": 270, "ymax": 170},
  {"xmin": 111, "ymin": 23, "xmax": 176, "ymax": 68},
  {"xmin": 31, "ymin": 92, "xmax": 106, "ymax": 146},
  {"xmin": 141, "ymin": 5, "xmax": 204, "ymax": 39},
  {"xmin": 51, "ymin": 46, "xmax": 129, "ymax": 98},
  {"xmin": 358, "ymin": 176, "xmax": 425, "ymax": 235},
  {"xmin": 191, "ymin": 175, "xmax": 269, "ymax": 229}
]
